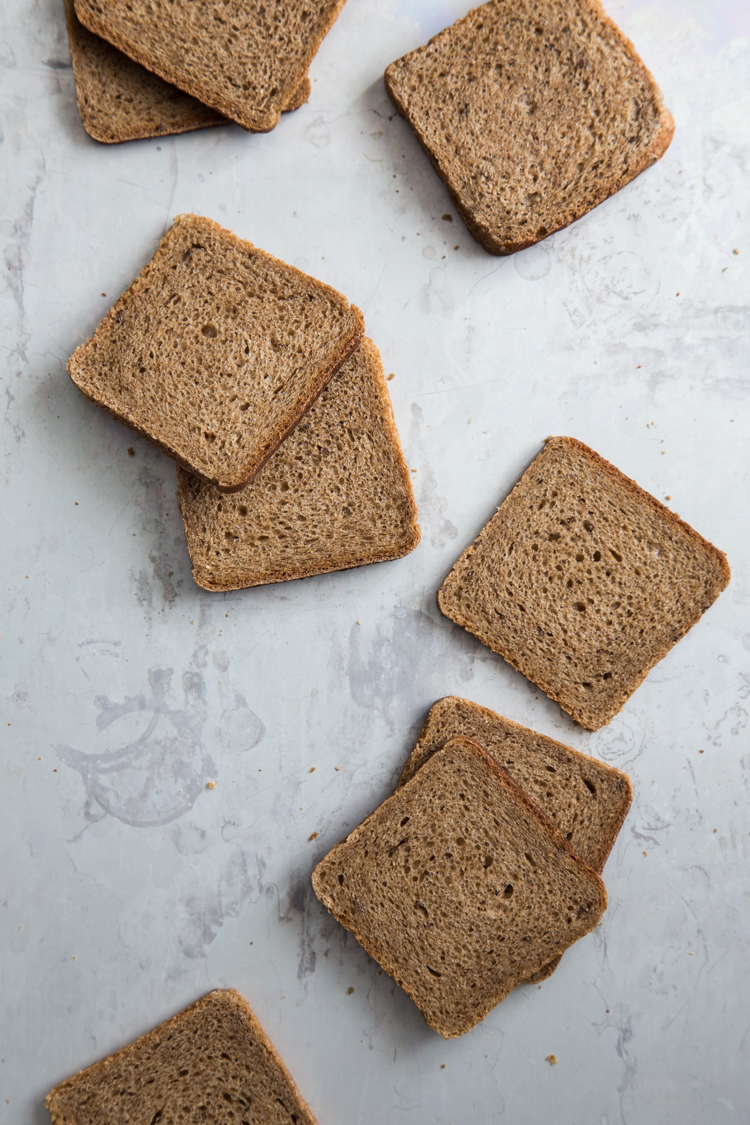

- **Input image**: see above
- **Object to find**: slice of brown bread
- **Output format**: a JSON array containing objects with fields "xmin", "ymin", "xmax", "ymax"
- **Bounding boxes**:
[
  {"xmin": 438, "ymin": 437, "xmax": 731, "ymax": 730},
  {"xmin": 312, "ymin": 736, "xmax": 607, "ymax": 1038},
  {"xmin": 397, "ymin": 695, "xmax": 631, "ymax": 982},
  {"xmin": 45, "ymin": 989, "xmax": 319, "ymax": 1125},
  {"xmin": 384, "ymin": 0, "xmax": 674, "ymax": 255},
  {"xmin": 68, "ymin": 214, "xmax": 364, "ymax": 492},
  {"xmin": 398, "ymin": 697, "xmax": 631, "ymax": 871},
  {"xmin": 177, "ymin": 338, "xmax": 420, "ymax": 590},
  {"xmin": 73, "ymin": 0, "xmax": 347, "ymax": 133},
  {"xmin": 63, "ymin": 0, "xmax": 227, "ymax": 143}
]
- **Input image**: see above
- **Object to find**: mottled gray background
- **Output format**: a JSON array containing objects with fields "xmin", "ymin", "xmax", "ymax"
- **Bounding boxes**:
[{"xmin": 1, "ymin": 0, "xmax": 749, "ymax": 1122}]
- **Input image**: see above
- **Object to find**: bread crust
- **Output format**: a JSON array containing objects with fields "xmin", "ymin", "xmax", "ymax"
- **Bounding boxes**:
[
  {"xmin": 385, "ymin": 0, "xmax": 675, "ymax": 255},
  {"xmin": 73, "ymin": 0, "xmax": 344, "ymax": 132},
  {"xmin": 438, "ymin": 437, "xmax": 730, "ymax": 729}
]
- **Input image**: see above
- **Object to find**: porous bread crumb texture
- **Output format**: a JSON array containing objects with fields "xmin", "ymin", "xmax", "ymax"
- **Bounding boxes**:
[
  {"xmin": 398, "ymin": 696, "xmax": 631, "ymax": 873},
  {"xmin": 438, "ymin": 437, "xmax": 730, "ymax": 730},
  {"xmin": 397, "ymin": 696, "xmax": 632, "ymax": 984},
  {"xmin": 68, "ymin": 214, "xmax": 364, "ymax": 491},
  {"xmin": 384, "ymin": 0, "xmax": 674, "ymax": 254},
  {"xmin": 312, "ymin": 736, "xmax": 607, "ymax": 1038},
  {"xmin": 177, "ymin": 338, "xmax": 420, "ymax": 590},
  {"xmin": 45, "ymin": 989, "xmax": 319, "ymax": 1125},
  {"xmin": 63, "ymin": 0, "xmax": 226, "ymax": 143},
  {"xmin": 73, "ymin": 0, "xmax": 347, "ymax": 132}
]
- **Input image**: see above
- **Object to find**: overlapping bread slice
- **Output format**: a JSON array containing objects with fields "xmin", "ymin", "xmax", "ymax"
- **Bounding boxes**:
[
  {"xmin": 177, "ymin": 337, "xmax": 420, "ymax": 589},
  {"xmin": 62, "ymin": 0, "xmax": 227, "ymax": 142},
  {"xmin": 63, "ymin": 0, "xmax": 311, "ymax": 143},
  {"xmin": 438, "ymin": 438, "xmax": 730, "ymax": 730},
  {"xmin": 384, "ymin": 0, "xmax": 674, "ymax": 254},
  {"xmin": 45, "ymin": 989, "xmax": 319, "ymax": 1125},
  {"xmin": 73, "ymin": 0, "xmax": 347, "ymax": 132},
  {"xmin": 68, "ymin": 214, "xmax": 364, "ymax": 491},
  {"xmin": 313, "ymin": 735, "xmax": 607, "ymax": 1038},
  {"xmin": 397, "ymin": 696, "xmax": 631, "ymax": 981}
]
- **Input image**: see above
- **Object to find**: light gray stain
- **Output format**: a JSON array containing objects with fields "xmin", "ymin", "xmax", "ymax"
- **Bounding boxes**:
[{"xmin": 56, "ymin": 666, "xmax": 214, "ymax": 827}]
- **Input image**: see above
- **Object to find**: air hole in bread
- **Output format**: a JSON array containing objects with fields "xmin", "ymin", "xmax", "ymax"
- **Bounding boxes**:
[
  {"xmin": 201, "ymin": 324, "xmax": 219, "ymax": 338},
  {"xmin": 503, "ymin": 883, "xmax": 513, "ymax": 898},
  {"xmin": 583, "ymin": 778, "xmax": 597, "ymax": 796}
]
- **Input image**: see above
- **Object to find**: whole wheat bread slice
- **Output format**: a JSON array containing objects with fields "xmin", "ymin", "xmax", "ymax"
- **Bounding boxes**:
[
  {"xmin": 177, "ymin": 337, "xmax": 420, "ymax": 590},
  {"xmin": 438, "ymin": 437, "xmax": 730, "ymax": 730},
  {"xmin": 68, "ymin": 214, "xmax": 364, "ymax": 492},
  {"xmin": 313, "ymin": 735, "xmax": 607, "ymax": 1038},
  {"xmin": 384, "ymin": 0, "xmax": 674, "ymax": 255},
  {"xmin": 45, "ymin": 989, "xmax": 319, "ymax": 1125},
  {"xmin": 63, "ymin": 0, "xmax": 227, "ymax": 143},
  {"xmin": 73, "ymin": 0, "xmax": 347, "ymax": 133},
  {"xmin": 397, "ymin": 695, "xmax": 631, "ymax": 981}
]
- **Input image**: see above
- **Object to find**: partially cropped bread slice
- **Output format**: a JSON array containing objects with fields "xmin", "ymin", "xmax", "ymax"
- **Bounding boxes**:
[
  {"xmin": 384, "ymin": 0, "xmax": 674, "ymax": 254},
  {"xmin": 45, "ymin": 989, "xmax": 319, "ymax": 1125},
  {"xmin": 313, "ymin": 736, "xmax": 607, "ymax": 1038},
  {"xmin": 399, "ymin": 697, "xmax": 631, "ymax": 872},
  {"xmin": 438, "ymin": 438, "xmax": 730, "ymax": 730},
  {"xmin": 398, "ymin": 696, "xmax": 631, "ymax": 982},
  {"xmin": 177, "ymin": 338, "xmax": 420, "ymax": 590},
  {"xmin": 63, "ymin": 0, "xmax": 227, "ymax": 142},
  {"xmin": 68, "ymin": 214, "xmax": 364, "ymax": 492},
  {"xmin": 73, "ymin": 0, "xmax": 347, "ymax": 133}
]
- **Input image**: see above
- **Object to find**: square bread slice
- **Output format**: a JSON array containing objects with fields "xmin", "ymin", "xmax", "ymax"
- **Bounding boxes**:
[
  {"xmin": 397, "ymin": 695, "xmax": 631, "ymax": 982},
  {"xmin": 68, "ymin": 214, "xmax": 364, "ymax": 492},
  {"xmin": 177, "ymin": 337, "xmax": 420, "ymax": 590},
  {"xmin": 312, "ymin": 735, "xmax": 607, "ymax": 1038},
  {"xmin": 62, "ymin": 0, "xmax": 311, "ymax": 143},
  {"xmin": 73, "ymin": 0, "xmax": 347, "ymax": 133},
  {"xmin": 384, "ymin": 0, "xmax": 674, "ymax": 254},
  {"xmin": 438, "ymin": 437, "xmax": 730, "ymax": 730},
  {"xmin": 45, "ymin": 989, "xmax": 319, "ymax": 1125}
]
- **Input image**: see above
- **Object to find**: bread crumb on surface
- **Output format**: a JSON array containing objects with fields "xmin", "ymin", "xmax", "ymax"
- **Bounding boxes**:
[
  {"xmin": 546, "ymin": 1054, "xmax": 557, "ymax": 1066},
  {"xmin": 309, "ymin": 766, "xmax": 316, "ymax": 773},
  {"xmin": 206, "ymin": 779, "xmax": 216, "ymax": 789},
  {"xmin": 347, "ymin": 987, "xmax": 354, "ymax": 994}
]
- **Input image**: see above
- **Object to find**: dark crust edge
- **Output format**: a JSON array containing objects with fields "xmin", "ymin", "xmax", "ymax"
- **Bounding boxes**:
[
  {"xmin": 45, "ymin": 989, "xmax": 319, "ymax": 1125},
  {"xmin": 176, "ymin": 337, "xmax": 421, "ymax": 590},
  {"xmin": 396, "ymin": 695, "xmax": 633, "ymax": 874},
  {"xmin": 437, "ymin": 436, "xmax": 730, "ymax": 730},
  {"xmin": 73, "ymin": 0, "xmax": 344, "ymax": 132},
  {"xmin": 383, "ymin": 0, "xmax": 675, "ymax": 256},
  {"xmin": 312, "ymin": 735, "xmax": 607, "ymax": 1039},
  {"xmin": 67, "ymin": 214, "xmax": 364, "ymax": 492}
]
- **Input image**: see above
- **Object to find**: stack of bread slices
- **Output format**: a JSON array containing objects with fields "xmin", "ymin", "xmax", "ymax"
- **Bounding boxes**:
[
  {"xmin": 63, "ymin": 0, "xmax": 349, "ymax": 143},
  {"xmin": 313, "ymin": 696, "xmax": 632, "ymax": 1038},
  {"xmin": 68, "ymin": 213, "xmax": 420, "ymax": 589}
]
